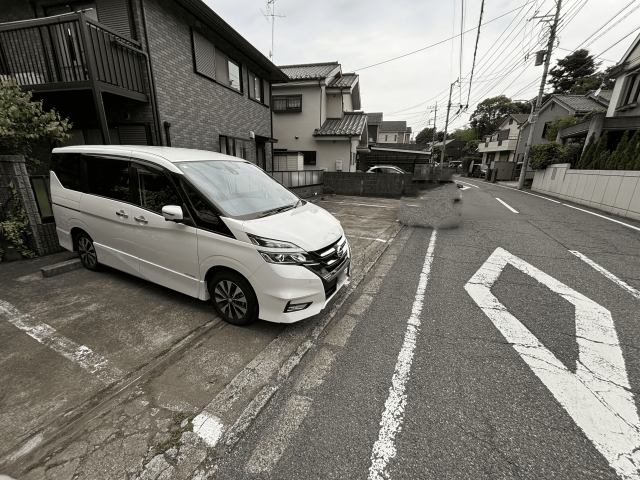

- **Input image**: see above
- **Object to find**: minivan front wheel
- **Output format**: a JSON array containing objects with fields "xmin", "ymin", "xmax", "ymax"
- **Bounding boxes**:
[
  {"xmin": 77, "ymin": 233, "xmax": 99, "ymax": 271},
  {"xmin": 210, "ymin": 271, "xmax": 258, "ymax": 326}
]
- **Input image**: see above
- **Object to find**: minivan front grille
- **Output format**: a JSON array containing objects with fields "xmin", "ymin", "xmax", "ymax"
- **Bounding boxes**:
[{"xmin": 305, "ymin": 236, "xmax": 350, "ymax": 298}]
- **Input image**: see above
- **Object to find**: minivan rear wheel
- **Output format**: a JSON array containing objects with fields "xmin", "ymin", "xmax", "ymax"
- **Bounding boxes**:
[
  {"xmin": 76, "ymin": 233, "xmax": 99, "ymax": 271},
  {"xmin": 209, "ymin": 271, "xmax": 258, "ymax": 326}
]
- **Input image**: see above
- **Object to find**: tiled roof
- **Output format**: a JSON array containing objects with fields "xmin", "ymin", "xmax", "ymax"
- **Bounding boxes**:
[
  {"xmin": 314, "ymin": 112, "xmax": 367, "ymax": 136},
  {"xmin": 589, "ymin": 89, "xmax": 612, "ymax": 103},
  {"xmin": 379, "ymin": 121, "xmax": 408, "ymax": 132},
  {"xmin": 553, "ymin": 94, "xmax": 608, "ymax": 113},
  {"xmin": 511, "ymin": 114, "xmax": 530, "ymax": 123},
  {"xmin": 367, "ymin": 112, "xmax": 383, "ymax": 125},
  {"xmin": 278, "ymin": 62, "xmax": 339, "ymax": 80},
  {"xmin": 328, "ymin": 73, "xmax": 358, "ymax": 88}
]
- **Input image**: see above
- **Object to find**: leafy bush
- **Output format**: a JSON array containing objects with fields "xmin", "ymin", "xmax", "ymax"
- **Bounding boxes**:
[
  {"xmin": 530, "ymin": 142, "xmax": 562, "ymax": 170},
  {"xmin": 0, "ymin": 80, "xmax": 72, "ymax": 170},
  {"xmin": 0, "ymin": 181, "xmax": 36, "ymax": 261}
]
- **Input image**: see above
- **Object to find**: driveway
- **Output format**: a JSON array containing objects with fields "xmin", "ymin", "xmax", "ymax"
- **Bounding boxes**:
[{"xmin": 0, "ymin": 195, "xmax": 400, "ymax": 479}]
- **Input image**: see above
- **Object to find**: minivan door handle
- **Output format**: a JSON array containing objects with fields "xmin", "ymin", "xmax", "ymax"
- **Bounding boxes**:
[
  {"xmin": 116, "ymin": 210, "xmax": 128, "ymax": 218},
  {"xmin": 134, "ymin": 215, "xmax": 148, "ymax": 224}
]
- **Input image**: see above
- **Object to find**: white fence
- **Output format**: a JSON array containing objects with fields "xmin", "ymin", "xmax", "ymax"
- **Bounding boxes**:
[{"xmin": 532, "ymin": 163, "xmax": 640, "ymax": 221}]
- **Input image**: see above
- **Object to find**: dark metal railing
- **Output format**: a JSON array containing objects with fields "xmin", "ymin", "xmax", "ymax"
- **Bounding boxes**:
[
  {"xmin": 0, "ymin": 12, "xmax": 146, "ymax": 96},
  {"xmin": 269, "ymin": 170, "xmax": 324, "ymax": 188}
]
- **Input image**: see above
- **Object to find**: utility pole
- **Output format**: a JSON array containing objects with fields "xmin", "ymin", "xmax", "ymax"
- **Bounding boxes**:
[
  {"xmin": 517, "ymin": 0, "xmax": 562, "ymax": 190},
  {"xmin": 263, "ymin": 0, "xmax": 285, "ymax": 63},
  {"xmin": 431, "ymin": 102, "xmax": 438, "ymax": 162},
  {"xmin": 440, "ymin": 79, "xmax": 459, "ymax": 172}
]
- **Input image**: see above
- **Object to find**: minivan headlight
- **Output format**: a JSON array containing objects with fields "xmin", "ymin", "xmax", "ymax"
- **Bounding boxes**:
[
  {"xmin": 247, "ymin": 233, "xmax": 300, "ymax": 249},
  {"xmin": 260, "ymin": 252, "xmax": 314, "ymax": 264}
]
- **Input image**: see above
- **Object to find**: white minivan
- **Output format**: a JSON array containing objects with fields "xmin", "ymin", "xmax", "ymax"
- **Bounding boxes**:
[{"xmin": 50, "ymin": 146, "xmax": 350, "ymax": 326}]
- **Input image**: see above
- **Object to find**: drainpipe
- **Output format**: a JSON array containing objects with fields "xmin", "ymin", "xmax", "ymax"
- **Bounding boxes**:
[{"xmin": 139, "ymin": 0, "xmax": 163, "ymax": 146}]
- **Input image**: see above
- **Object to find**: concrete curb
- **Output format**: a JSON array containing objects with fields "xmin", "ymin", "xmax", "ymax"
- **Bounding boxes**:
[
  {"xmin": 41, "ymin": 258, "xmax": 82, "ymax": 277},
  {"xmin": 218, "ymin": 224, "xmax": 404, "ymax": 452}
]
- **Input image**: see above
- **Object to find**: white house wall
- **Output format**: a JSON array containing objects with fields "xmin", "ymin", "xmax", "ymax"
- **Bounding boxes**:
[
  {"xmin": 272, "ymin": 84, "xmax": 322, "ymax": 160},
  {"xmin": 326, "ymin": 93, "xmax": 342, "ymax": 118},
  {"xmin": 315, "ymin": 138, "xmax": 358, "ymax": 172}
]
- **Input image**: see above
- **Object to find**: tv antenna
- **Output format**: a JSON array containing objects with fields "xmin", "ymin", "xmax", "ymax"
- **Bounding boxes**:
[{"xmin": 262, "ymin": 0, "xmax": 285, "ymax": 62}]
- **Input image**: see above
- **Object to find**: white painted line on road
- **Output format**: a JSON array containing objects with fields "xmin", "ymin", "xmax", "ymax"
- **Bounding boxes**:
[
  {"xmin": 245, "ymin": 395, "xmax": 313, "ymax": 474},
  {"xmin": 0, "ymin": 299, "xmax": 122, "ymax": 384},
  {"xmin": 375, "ymin": 238, "xmax": 387, "ymax": 243},
  {"xmin": 495, "ymin": 197, "xmax": 519, "ymax": 213},
  {"xmin": 455, "ymin": 180, "xmax": 479, "ymax": 188},
  {"xmin": 466, "ymin": 248, "xmax": 640, "ymax": 479},
  {"xmin": 570, "ymin": 250, "xmax": 640, "ymax": 300},
  {"xmin": 192, "ymin": 412, "xmax": 224, "ymax": 447},
  {"xmin": 522, "ymin": 190, "xmax": 561, "ymax": 203},
  {"xmin": 562, "ymin": 204, "xmax": 640, "ymax": 233},
  {"xmin": 368, "ymin": 229, "xmax": 437, "ymax": 480}
]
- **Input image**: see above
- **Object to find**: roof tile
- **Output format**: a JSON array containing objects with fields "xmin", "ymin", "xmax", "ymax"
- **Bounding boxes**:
[
  {"xmin": 278, "ymin": 62, "xmax": 339, "ymax": 80},
  {"xmin": 327, "ymin": 73, "xmax": 358, "ymax": 88},
  {"xmin": 314, "ymin": 112, "xmax": 367, "ymax": 136}
]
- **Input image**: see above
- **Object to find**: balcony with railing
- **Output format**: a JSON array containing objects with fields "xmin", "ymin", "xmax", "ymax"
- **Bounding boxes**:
[
  {"xmin": 478, "ymin": 135, "xmax": 519, "ymax": 153},
  {"xmin": 0, "ymin": 12, "xmax": 148, "ymax": 102}
]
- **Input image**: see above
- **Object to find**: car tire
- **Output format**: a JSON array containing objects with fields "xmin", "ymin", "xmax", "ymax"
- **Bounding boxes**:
[
  {"xmin": 76, "ymin": 232, "xmax": 100, "ymax": 271},
  {"xmin": 209, "ymin": 271, "xmax": 259, "ymax": 326}
]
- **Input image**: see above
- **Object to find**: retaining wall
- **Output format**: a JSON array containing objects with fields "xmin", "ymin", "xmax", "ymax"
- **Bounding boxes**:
[
  {"xmin": 532, "ymin": 163, "xmax": 640, "ymax": 221},
  {"xmin": 289, "ymin": 185, "xmax": 323, "ymax": 198},
  {"xmin": 323, "ymin": 172, "xmax": 417, "ymax": 198}
]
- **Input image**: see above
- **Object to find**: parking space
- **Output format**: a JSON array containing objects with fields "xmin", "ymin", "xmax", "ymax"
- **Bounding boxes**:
[{"xmin": 0, "ymin": 195, "xmax": 400, "ymax": 476}]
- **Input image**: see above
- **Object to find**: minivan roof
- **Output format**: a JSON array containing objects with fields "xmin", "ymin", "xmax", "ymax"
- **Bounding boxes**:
[{"xmin": 51, "ymin": 145, "xmax": 245, "ymax": 174}]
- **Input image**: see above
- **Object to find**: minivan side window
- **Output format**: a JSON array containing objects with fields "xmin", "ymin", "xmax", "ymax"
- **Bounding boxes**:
[
  {"xmin": 132, "ymin": 164, "xmax": 182, "ymax": 215},
  {"xmin": 50, "ymin": 152, "xmax": 87, "ymax": 192},
  {"xmin": 84, "ymin": 156, "xmax": 131, "ymax": 202},
  {"xmin": 181, "ymin": 180, "xmax": 233, "ymax": 237}
]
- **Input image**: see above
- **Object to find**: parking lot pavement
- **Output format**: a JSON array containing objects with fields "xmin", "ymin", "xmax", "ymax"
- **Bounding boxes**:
[{"xmin": 0, "ymin": 195, "xmax": 400, "ymax": 479}]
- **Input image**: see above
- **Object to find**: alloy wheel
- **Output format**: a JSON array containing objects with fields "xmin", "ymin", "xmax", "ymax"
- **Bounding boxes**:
[
  {"xmin": 214, "ymin": 280, "xmax": 247, "ymax": 320},
  {"xmin": 78, "ymin": 237, "xmax": 97, "ymax": 268}
]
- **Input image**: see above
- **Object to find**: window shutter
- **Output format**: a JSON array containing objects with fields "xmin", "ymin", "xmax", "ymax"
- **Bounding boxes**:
[
  {"xmin": 263, "ymin": 80, "xmax": 270, "ymax": 106},
  {"xmin": 96, "ymin": 0, "xmax": 132, "ymax": 38},
  {"xmin": 117, "ymin": 125, "xmax": 149, "ymax": 145},
  {"xmin": 192, "ymin": 30, "xmax": 216, "ymax": 80}
]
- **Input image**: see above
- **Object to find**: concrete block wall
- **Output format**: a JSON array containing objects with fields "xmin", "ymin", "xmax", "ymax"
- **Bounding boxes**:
[
  {"xmin": 532, "ymin": 164, "xmax": 640, "ymax": 221},
  {"xmin": 324, "ymin": 172, "xmax": 417, "ymax": 198},
  {"xmin": 0, "ymin": 155, "xmax": 64, "ymax": 257},
  {"xmin": 289, "ymin": 185, "xmax": 323, "ymax": 199}
]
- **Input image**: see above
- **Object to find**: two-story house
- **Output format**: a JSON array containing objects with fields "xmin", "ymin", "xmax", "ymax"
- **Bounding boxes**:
[
  {"xmin": 555, "ymin": 33, "xmax": 640, "ymax": 151},
  {"xmin": 478, "ymin": 114, "xmax": 529, "ymax": 164},
  {"xmin": 515, "ymin": 94, "xmax": 609, "ymax": 162},
  {"xmin": 377, "ymin": 121, "xmax": 411, "ymax": 144},
  {"xmin": 0, "ymin": 0, "xmax": 288, "ymax": 174},
  {"xmin": 271, "ymin": 62, "xmax": 367, "ymax": 172},
  {"xmin": 367, "ymin": 112, "xmax": 383, "ymax": 144}
]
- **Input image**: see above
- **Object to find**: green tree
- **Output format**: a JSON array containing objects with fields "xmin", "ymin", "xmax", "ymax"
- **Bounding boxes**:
[
  {"xmin": 606, "ymin": 131, "xmax": 629, "ymax": 170},
  {"xmin": 415, "ymin": 127, "xmax": 435, "ymax": 145},
  {"xmin": 577, "ymin": 133, "xmax": 596, "ymax": 169},
  {"xmin": 544, "ymin": 115, "xmax": 582, "ymax": 141},
  {"xmin": 452, "ymin": 127, "xmax": 477, "ymax": 142},
  {"xmin": 587, "ymin": 132, "xmax": 609, "ymax": 169},
  {"xmin": 549, "ymin": 49, "xmax": 598, "ymax": 94},
  {"xmin": 627, "ymin": 130, "xmax": 640, "ymax": 170},
  {"xmin": 560, "ymin": 143, "xmax": 584, "ymax": 167},
  {"xmin": 463, "ymin": 139, "xmax": 480, "ymax": 156},
  {"xmin": 0, "ymin": 80, "xmax": 72, "ymax": 169},
  {"xmin": 470, "ymin": 95, "xmax": 529, "ymax": 138}
]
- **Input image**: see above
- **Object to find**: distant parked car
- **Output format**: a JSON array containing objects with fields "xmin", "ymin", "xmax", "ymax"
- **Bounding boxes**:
[
  {"xmin": 366, "ymin": 165, "xmax": 408, "ymax": 174},
  {"xmin": 471, "ymin": 164, "xmax": 488, "ymax": 178},
  {"xmin": 448, "ymin": 161, "xmax": 462, "ymax": 170}
]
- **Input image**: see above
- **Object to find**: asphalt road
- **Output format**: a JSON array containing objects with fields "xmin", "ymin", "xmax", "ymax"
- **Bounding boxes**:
[{"xmin": 215, "ymin": 179, "xmax": 640, "ymax": 479}]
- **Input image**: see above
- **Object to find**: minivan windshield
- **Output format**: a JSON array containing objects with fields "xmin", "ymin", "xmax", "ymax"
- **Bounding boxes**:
[{"xmin": 176, "ymin": 160, "xmax": 300, "ymax": 220}]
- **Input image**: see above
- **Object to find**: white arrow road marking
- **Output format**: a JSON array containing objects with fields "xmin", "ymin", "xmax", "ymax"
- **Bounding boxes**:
[
  {"xmin": 569, "ymin": 251, "xmax": 640, "ymax": 301},
  {"xmin": 368, "ymin": 229, "xmax": 437, "ymax": 480},
  {"xmin": 0, "ymin": 299, "xmax": 122, "ymax": 384},
  {"xmin": 465, "ymin": 248, "xmax": 640, "ymax": 479},
  {"xmin": 458, "ymin": 185, "xmax": 471, "ymax": 191},
  {"xmin": 456, "ymin": 180, "xmax": 480, "ymax": 188}
]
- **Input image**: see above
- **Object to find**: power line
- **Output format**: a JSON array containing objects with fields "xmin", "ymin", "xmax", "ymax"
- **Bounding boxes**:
[
  {"xmin": 466, "ymin": 0, "xmax": 485, "ymax": 109},
  {"xmin": 352, "ymin": 1, "xmax": 536, "ymax": 71},
  {"xmin": 572, "ymin": 0, "xmax": 637, "ymax": 50}
]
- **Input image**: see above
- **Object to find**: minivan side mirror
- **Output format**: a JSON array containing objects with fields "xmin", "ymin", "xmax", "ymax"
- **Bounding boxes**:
[{"xmin": 162, "ymin": 205, "xmax": 183, "ymax": 221}]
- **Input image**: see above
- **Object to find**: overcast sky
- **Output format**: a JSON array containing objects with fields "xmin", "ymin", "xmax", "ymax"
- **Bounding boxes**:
[{"xmin": 204, "ymin": 0, "xmax": 640, "ymax": 136}]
